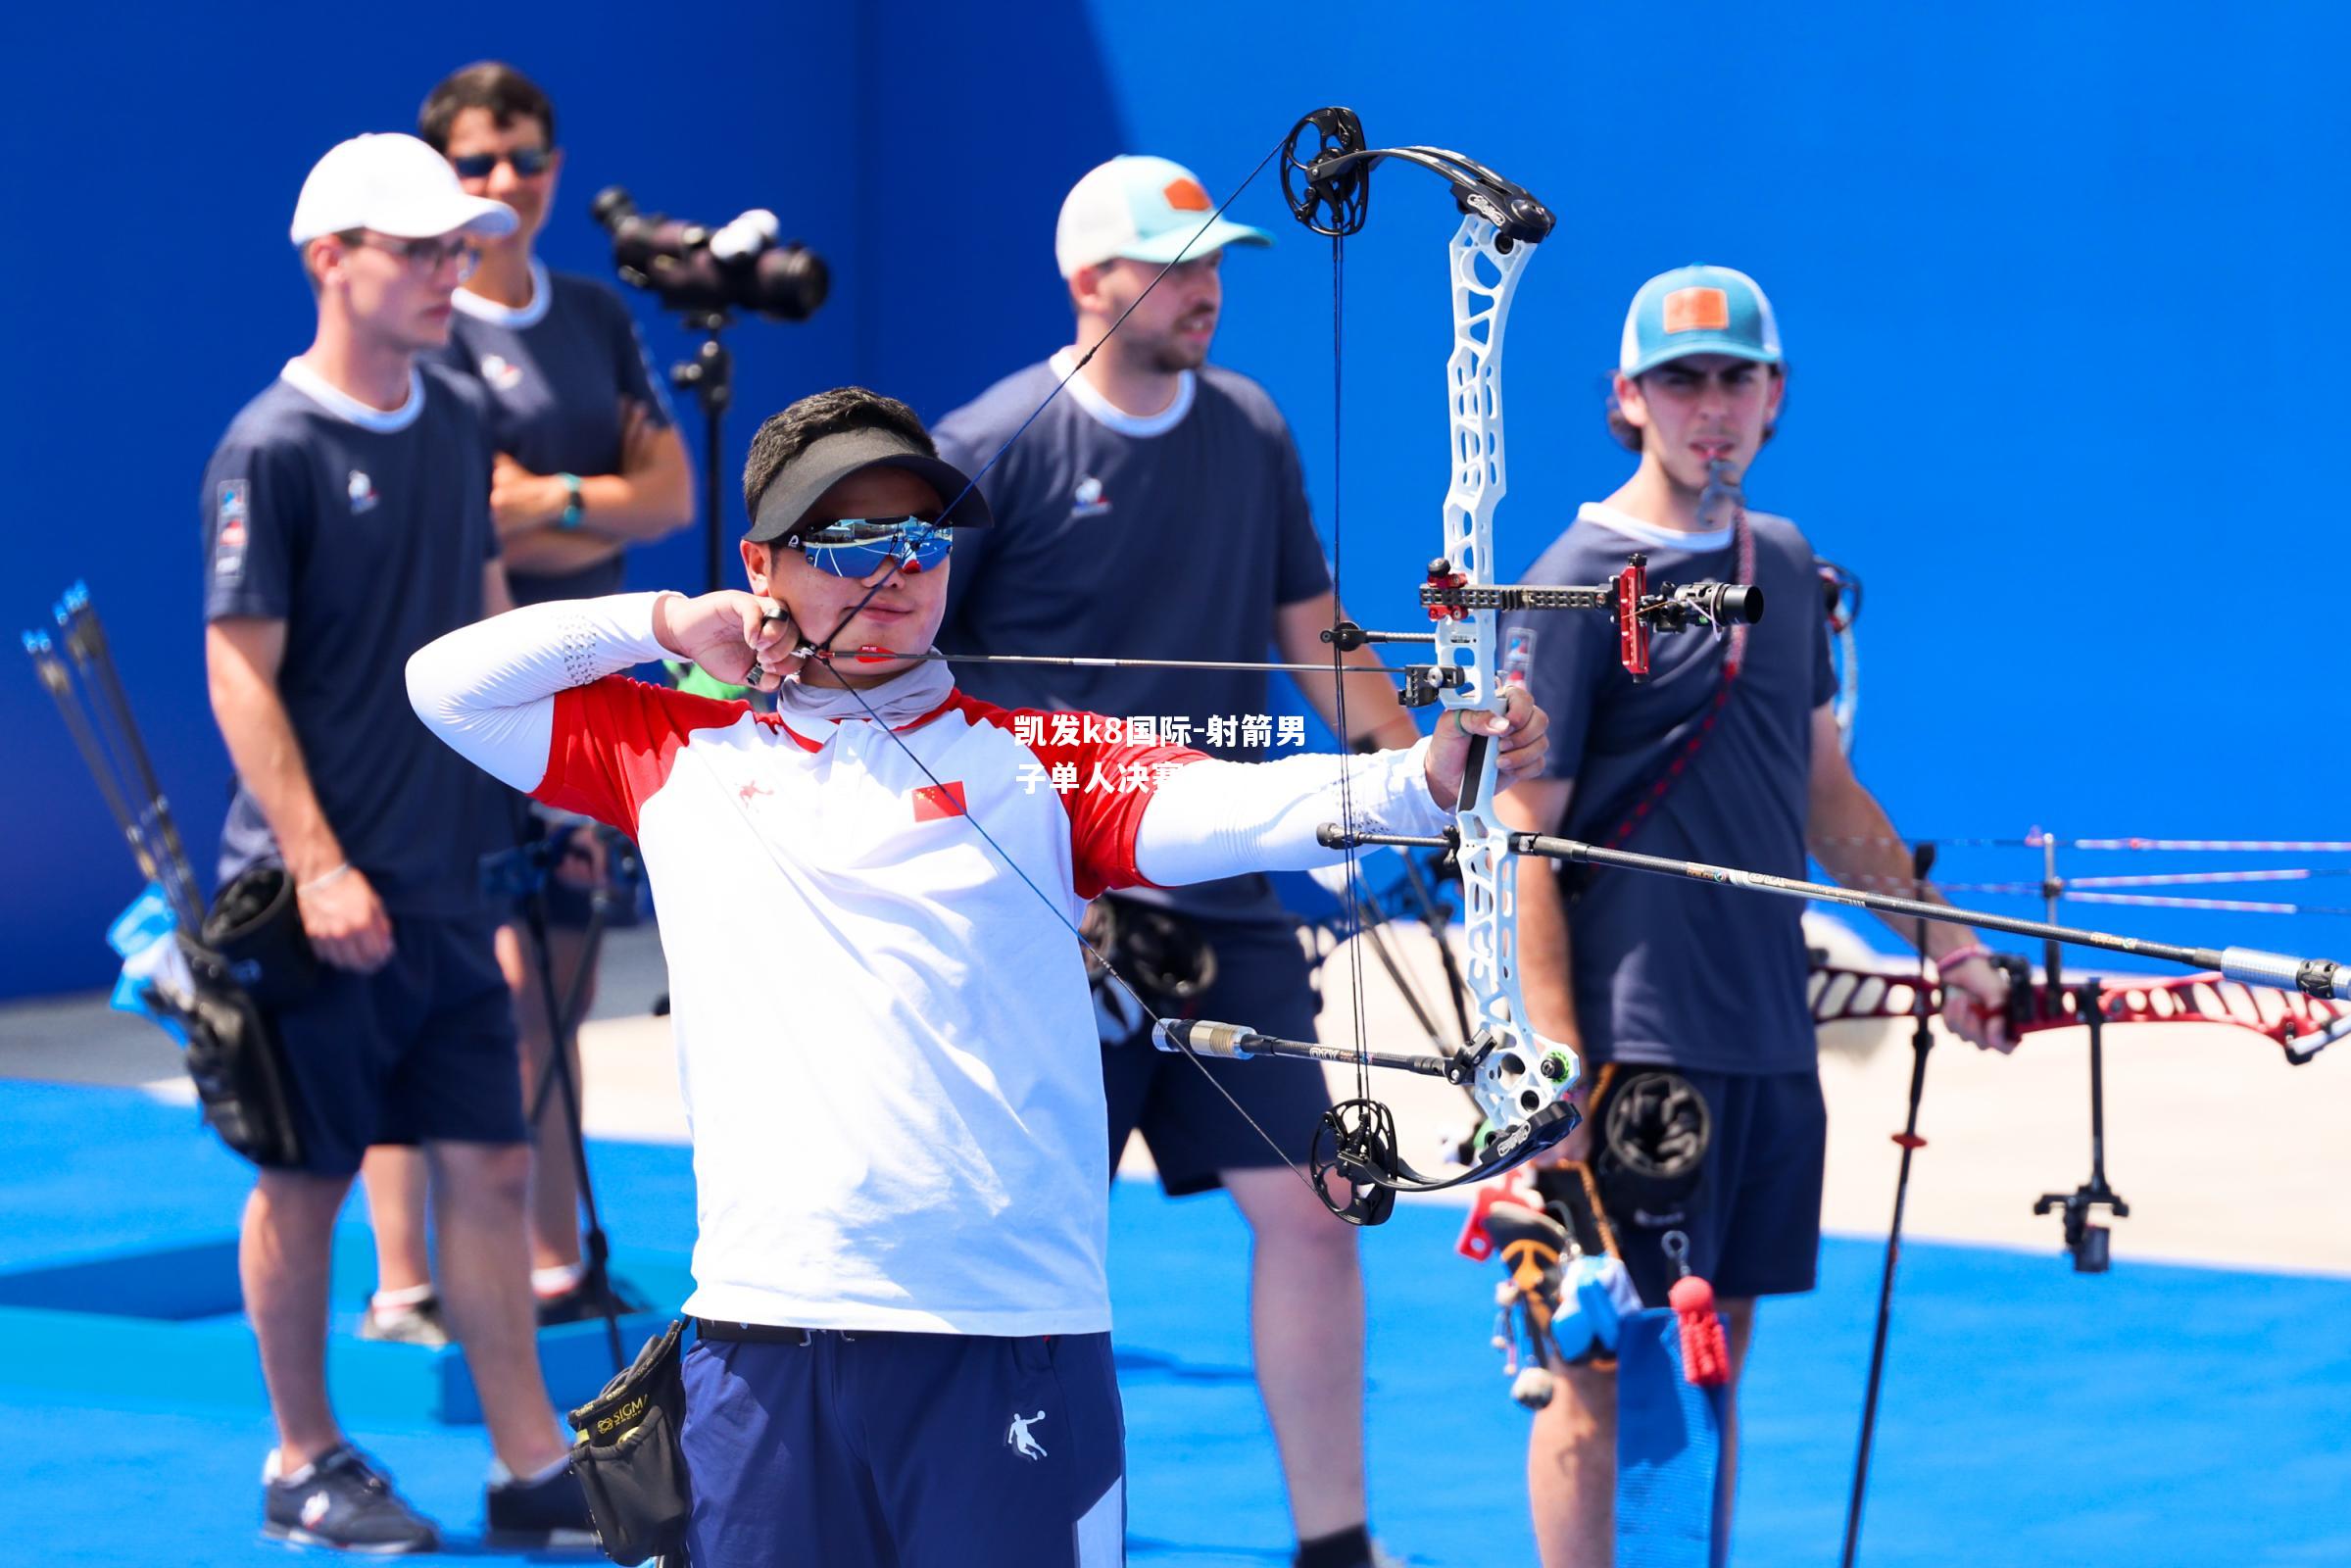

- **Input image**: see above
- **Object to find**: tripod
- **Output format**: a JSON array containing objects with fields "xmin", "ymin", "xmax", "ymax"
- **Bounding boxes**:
[
  {"xmin": 669, "ymin": 309, "xmax": 734, "ymax": 593},
  {"xmin": 491, "ymin": 817, "xmax": 646, "ymax": 1373}
]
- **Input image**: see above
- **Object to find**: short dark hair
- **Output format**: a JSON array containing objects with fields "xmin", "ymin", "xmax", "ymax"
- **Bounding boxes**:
[
  {"xmin": 418, "ymin": 62, "xmax": 555, "ymax": 153},
  {"xmin": 742, "ymin": 388, "xmax": 936, "ymax": 527},
  {"xmin": 1604, "ymin": 363, "xmax": 1786, "ymax": 455}
]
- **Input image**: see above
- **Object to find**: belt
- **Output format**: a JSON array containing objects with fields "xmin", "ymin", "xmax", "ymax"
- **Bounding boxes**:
[{"xmin": 691, "ymin": 1317, "xmax": 835, "ymax": 1345}]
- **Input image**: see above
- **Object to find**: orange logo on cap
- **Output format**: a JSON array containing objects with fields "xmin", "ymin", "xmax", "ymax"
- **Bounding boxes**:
[
  {"xmin": 1162, "ymin": 177, "xmax": 1212, "ymax": 213},
  {"xmin": 1663, "ymin": 286, "xmax": 1731, "ymax": 334}
]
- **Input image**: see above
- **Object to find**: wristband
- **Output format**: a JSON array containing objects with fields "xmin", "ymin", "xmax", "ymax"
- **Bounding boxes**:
[
  {"xmin": 299, "ymin": 862, "xmax": 354, "ymax": 895},
  {"xmin": 1934, "ymin": 942, "xmax": 1990, "ymax": 975},
  {"xmin": 556, "ymin": 472, "xmax": 584, "ymax": 530}
]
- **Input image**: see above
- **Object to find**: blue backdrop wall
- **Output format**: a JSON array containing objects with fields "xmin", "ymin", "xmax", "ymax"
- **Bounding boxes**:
[{"xmin": 8, "ymin": 3, "xmax": 2348, "ymax": 998}]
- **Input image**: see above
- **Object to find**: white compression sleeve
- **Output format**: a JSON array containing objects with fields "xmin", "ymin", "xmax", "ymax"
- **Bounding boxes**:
[
  {"xmin": 1133, "ymin": 740, "xmax": 1451, "ymax": 887},
  {"xmin": 404, "ymin": 591, "xmax": 675, "ymax": 793}
]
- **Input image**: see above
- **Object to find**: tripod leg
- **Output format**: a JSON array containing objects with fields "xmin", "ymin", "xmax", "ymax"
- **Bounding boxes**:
[
  {"xmin": 523, "ymin": 888, "xmax": 625, "ymax": 1371},
  {"xmin": 1842, "ymin": 843, "xmax": 1937, "ymax": 1568}
]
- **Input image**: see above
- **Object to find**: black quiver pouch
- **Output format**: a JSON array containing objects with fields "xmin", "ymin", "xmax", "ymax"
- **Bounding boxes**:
[
  {"xmin": 567, "ymin": 1318, "xmax": 693, "ymax": 1566},
  {"xmin": 1529, "ymin": 1062, "xmax": 1714, "ymax": 1249},
  {"xmin": 171, "ymin": 935, "xmax": 304, "ymax": 1168},
  {"xmin": 1591, "ymin": 1067, "xmax": 1712, "ymax": 1232},
  {"xmin": 202, "ymin": 866, "xmax": 320, "ymax": 1009}
]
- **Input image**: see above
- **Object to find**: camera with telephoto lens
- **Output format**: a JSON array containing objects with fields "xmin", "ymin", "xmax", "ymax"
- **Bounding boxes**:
[{"xmin": 591, "ymin": 186, "xmax": 829, "ymax": 321}]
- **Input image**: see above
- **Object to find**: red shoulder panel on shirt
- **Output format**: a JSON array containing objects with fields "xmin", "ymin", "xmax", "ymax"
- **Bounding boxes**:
[
  {"xmin": 534, "ymin": 676, "xmax": 750, "ymax": 835},
  {"xmin": 951, "ymin": 693, "xmax": 1205, "ymax": 900}
]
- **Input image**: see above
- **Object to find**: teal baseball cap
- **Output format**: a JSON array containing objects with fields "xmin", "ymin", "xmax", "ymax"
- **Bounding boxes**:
[
  {"xmin": 1054, "ymin": 155, "xmax": 1273, "ymax": 278},
  {"xmin": 1618, "ymin": 265, "xmax": 1784, "ymax": 377}
]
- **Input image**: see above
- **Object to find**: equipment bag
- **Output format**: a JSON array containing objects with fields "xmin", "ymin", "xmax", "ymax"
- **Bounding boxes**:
[{"xmin": 568, "ymin": 1318, "xmax": 693, "ymax": 1566}]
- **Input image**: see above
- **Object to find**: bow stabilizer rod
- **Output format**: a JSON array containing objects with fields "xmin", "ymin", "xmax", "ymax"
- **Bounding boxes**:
[
  {"xmin": 1152, "ymin": 1017, "xmax": 1454, "ymax": 1080},
  {"xmin": 1321, "ymin": 827, "xmax": 2351, "ymax": 1001}
]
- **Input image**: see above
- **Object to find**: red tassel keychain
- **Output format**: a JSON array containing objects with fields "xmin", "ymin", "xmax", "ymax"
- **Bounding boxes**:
[{"xmin": 1663, "ymin": 1231, "xmax": 1731, "ymax": 1387}]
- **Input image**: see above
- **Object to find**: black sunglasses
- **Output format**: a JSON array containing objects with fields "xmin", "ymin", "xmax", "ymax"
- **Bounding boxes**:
[{"xmin": 450, "ymin": 147, "xmax": 556, "ymax": 180}]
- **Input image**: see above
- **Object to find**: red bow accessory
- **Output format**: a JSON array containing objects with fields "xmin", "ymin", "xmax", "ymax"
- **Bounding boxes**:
[{"xmin": 1669, "ymin": 1274, "xmax": 1731, "ymax": 1387}]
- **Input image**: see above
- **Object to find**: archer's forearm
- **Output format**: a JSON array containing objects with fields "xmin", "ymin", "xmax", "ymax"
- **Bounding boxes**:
[
  {"xmin": 1133, "ymin": 742, "xmax": 1446, "ymax": 885},
  {"xmin": 407, "ymin": 592, "xmax": 675, "ymax": 792},
  {"xmin": 206, "ymin": 649, "xmax": 343, "ymax": 883},
  {"xmin": 1808, "ymin": 775, "xmax": 1973, "ymax": 959},
  {"xmin": 574, "ymin": 427, "xmax": 694, "ymax": 543},
  {"xmin": 1275, "ymin": 595, "xmax": 1421, "ymax": 749}
]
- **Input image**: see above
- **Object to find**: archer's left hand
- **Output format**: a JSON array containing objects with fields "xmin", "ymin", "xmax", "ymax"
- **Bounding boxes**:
[
  {"xmin": 1425, "ymin": 686, "xmax": 1548, "ymax": 810},
  {"xmin": 1939, "ymin": 955, "xmax": 2013, "ymax": 1053}
]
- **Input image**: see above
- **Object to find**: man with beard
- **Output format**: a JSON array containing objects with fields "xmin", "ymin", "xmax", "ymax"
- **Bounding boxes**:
[{"xmin": 931, "ymin": 156, "xmax": 1418, "ymax": 1568}]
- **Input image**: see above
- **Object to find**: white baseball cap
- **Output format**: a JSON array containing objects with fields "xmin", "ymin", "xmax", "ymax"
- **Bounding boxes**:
[
  {"xmin": 1053, "ymin": 155, "xmax": 1271, "ymax": 279},
  {"xmin": 289, "ymin": 133, "xmax": 518, "ymax": 247}
]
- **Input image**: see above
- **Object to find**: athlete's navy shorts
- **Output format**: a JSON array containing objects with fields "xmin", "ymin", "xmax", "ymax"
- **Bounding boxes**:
[
  {"xmin": 680, "ymin": 1326, "xmax": 1125, "ymax": 1568},
  {"xmin": 1597, "ymin": 1066, "xmax": 1827, "ymax": 1308},
  {"xmin": 1100, "ymin": 915, "xmax": 1331, "ymax": 1195},
  {"xmin": 267, "ymin": 910, "xmax": 525, "ymax": 1176}
]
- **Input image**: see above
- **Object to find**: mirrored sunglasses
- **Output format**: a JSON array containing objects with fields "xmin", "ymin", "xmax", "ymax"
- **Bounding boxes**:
[{"xmin": 783, "ymin": 516, "xmax": 954, "ymax": 577}]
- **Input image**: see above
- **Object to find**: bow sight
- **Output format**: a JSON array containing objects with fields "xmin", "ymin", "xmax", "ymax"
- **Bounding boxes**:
[{"xmin": 1324, "ymin": 560, "xmax": 1765, "ymax": 706}]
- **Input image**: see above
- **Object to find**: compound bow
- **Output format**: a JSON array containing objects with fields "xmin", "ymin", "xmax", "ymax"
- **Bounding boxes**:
[{"xmin": 804, "ymin": 107, "xmax": 1759, "ymax": 1224}]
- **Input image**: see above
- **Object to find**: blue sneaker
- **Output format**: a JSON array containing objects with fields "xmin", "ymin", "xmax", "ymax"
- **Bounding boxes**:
[{"xmin": 264, "ymin": 1445, "xmax": 440, "ymax": 1553}]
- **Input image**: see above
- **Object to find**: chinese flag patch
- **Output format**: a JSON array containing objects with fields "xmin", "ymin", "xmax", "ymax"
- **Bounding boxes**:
[
  {"xmin": 1662, "ymin": 286, "xmax": 1730, "ymax": 334},
  {"xmin": 912, "ymin": 781, "xmax": 968, "ymax": 822}
]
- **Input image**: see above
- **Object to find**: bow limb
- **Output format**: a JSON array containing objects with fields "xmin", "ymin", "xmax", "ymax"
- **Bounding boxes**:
[
  {"xmin": 1422, "ymin": 180, "xmax": 1582, "ymax": 1156},
  {"xmin": 1807, "ymin": 960, "xmax": 2351, "ymax": 1064}
]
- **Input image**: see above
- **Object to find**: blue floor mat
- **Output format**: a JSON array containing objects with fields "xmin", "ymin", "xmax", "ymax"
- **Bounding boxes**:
[{"xmin": 3, "ymin": 1080, "xmax": 2345, "ymax": 1566}]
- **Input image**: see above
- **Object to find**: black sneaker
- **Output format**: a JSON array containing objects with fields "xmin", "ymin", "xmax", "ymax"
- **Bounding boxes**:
[
  {"xmin": 535, "ymin": 1268, "xmax": 648, "ymax": 1328},
  {"xmin": 485, "ymin": 1460, "xmax": 598, "ymax": 1547},
  {"xmin": 264, "ymin": 1445, "xmax": 440, "ymax": 1554}
]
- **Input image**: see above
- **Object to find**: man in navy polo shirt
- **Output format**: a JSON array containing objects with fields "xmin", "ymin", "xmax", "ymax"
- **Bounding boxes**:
[
  {"xmin": 934, "ymin": 155, "xmax": 1421, "ymax": 1568},
  {"xmin": 1498, "ymin": 265, "xmax": 2011, "ymax": 1564},
  {"xmin": 201, "ymin": 131, "xmax": 590, "ymax": 1553},
  {"xmin": 346, "ymin": 61, "xmax": 694, "ymax": 1349}
]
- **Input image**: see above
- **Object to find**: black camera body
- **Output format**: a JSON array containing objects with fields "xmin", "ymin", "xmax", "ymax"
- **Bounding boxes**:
[{"xmin": 592, "ymin": 187, "xmax": 828, "ymax": 321}]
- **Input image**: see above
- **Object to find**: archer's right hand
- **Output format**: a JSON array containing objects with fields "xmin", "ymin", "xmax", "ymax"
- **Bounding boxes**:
[
  {"xmin": 654, "ymin": 590, "xmax": 799, "ymax": 693},
  {"xmin": 298, "ymin": 865, "xmax": 395, "ymax": 973}
]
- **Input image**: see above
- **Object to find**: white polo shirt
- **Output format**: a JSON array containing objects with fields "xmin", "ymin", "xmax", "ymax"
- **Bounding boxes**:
[{"xmin": 407, "ymin": 593, "xmax": 1447, "ymax": 1335}]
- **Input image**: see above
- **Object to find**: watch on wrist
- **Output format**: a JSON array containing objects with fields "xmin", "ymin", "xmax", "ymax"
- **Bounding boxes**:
[{"xmin": 556, "ymin": 472, "xmax": 584, "ymax": 530}]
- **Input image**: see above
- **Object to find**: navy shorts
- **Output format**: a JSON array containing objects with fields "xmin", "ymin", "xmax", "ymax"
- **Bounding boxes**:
[
  {"xmin": 266, "ymin": 911, "xmax": 525, "ymax": 1176},
  {"xmin": 1593, "ymin": 1066, "xmax": 1827, "ymax": 1308},
  {"xmin": 680, "ymin": 1326, "xmax": 1125, "ymax": 1568},
  {"xmin": 1100, "ymin": 916, "xmax": 1331, "ymax": 1196}
]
